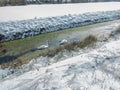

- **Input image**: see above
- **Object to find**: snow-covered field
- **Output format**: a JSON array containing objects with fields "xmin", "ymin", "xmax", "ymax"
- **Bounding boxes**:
[
  {"xmin": 0, "ymin": 2, "xmax": 120, "ymax": 42},
  {"xmin": 0, "ymin": 2, "xmax": 120, "ymax": 22},
  {"xmin": 0, "ymin": 32, "xmax": 120, "ymax": 90}
]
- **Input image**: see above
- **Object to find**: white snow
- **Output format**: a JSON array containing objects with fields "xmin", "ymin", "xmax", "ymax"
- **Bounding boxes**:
[
  {"xmin": 0, "ymin": 2, "xmax": 120, "ymax": 22},
  {"xmin": 0, "ymin": 10, "xmax": 120, "ymax": 42},
  {"xmin": 0, "ymin": 34, "xmax": 120, "ymax": 90}
]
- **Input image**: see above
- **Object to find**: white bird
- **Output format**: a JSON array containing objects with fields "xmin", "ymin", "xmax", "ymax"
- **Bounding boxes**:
[
  {"xmin": 59, "ymin": 39, "xmax": 68, "ymax": 45},
  {"xmin": 37, "ymin": 41, "xmax": 49, "ymax": 50}
]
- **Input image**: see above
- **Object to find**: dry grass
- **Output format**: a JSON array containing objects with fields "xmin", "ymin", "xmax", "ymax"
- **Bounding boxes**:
[
  {"xmin": 0, "ymin": 43, "xmax": 7, "ymax": 56},
  {"xmin": 77, "ymin": 35, "xmax": 97, "ymax": 48},
  {"xmin": 0, "ymin": 43, "xmax": 3, "ymax": 49},
  {"xmin": 39, "ymin": 35, "xmax": 97, "ymax": 57},
  {"xmin": 1, "ymin": 57, "xmax": 34, "ymax": 69}
]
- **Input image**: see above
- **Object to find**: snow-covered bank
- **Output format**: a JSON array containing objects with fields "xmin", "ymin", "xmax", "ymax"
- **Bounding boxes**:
[
  {"xmin": 0, "ymin": 10, "xmax": 120, "ymax": 42},
  {"xmin": 0, "ymin": 2, "xmax": 120, "ymax": 22},
  {"xmin": 0, "ymin": 32, "xmax": 120, "ymax": 90}
]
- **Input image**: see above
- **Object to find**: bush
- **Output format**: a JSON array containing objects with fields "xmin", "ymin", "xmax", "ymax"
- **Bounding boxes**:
[{"xmin": 78, "ymin": 35, "xmax": 97, "ymax": 48}]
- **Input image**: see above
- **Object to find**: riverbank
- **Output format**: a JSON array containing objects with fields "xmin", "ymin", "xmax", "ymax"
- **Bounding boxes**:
[
  {"xmin": 0, "ymin": 26, "xmax": 120, "ymax": 90},
  {"xmin": 0, "ymin": 20, "xmax": 119, "ymax": 67},
  {"xmin": 0, "ymin": 10, "xmax": 120, "ymax": 42}
]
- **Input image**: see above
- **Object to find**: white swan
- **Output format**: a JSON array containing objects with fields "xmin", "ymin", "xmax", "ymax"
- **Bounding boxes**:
[
  {"xmin": 59, "ymin": 39, "xmax": 68, "ymax": 45},
  {"xmin": 37, "ymin": 41, "xmax": 49, "ymax": 50}
]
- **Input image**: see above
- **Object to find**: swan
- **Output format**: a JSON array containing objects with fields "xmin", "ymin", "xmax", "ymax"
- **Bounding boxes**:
[
  {"xmin": 59, "ymin": 39, "xmax": 68, "ymax": 45},
  {"xmin": 37, "ymin": 41, "xmax": 49, "ymax": 50}
]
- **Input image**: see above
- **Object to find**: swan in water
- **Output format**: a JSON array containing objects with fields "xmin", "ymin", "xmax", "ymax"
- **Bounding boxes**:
[
  {"xmin": 59, "ymin": 39, "xmax": 68, "ymax": 45},
  {"xmin": 37, "ymin": 41, "xmax": 49, "ymax": 50}
]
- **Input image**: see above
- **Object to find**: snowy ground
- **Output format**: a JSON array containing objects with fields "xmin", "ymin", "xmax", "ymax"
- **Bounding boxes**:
[
  {"xmin": 0, "ymin": 2, "xmax": 120, "ymax": 42},
  {"xmin": 0, "ymin": 32, "xmax": 120, "ymax": 90},
  {"xmin": 0, "ymin": 2, "xmax": 120, "ymax": 22},
  {"xmin": 0, "ymin": 2, "xmax": 120, "ymax": 89}
]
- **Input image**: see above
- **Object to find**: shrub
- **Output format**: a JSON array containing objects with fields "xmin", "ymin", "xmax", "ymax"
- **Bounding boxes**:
[
  {"xmin": 47, "ymin": 49, "xmax": 57, "ymax": 57},
  {"xmin": 78, "ymin": 35, "xmax": 97, "ymax": 48},
  {"xmin": 63, "ymin": 43, "xmax": 75, "ymax": 51}
]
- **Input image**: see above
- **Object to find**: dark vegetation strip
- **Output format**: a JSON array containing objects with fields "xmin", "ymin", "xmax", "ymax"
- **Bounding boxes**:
[
  {"xmin": 45, "ymin": 35, "xmax": 97, "ymax": 57},
  {"xmin": 0, "ymin": 0, "xmax": 117, "ymax": 6},
  {"xmin": 0, "ymin": 48, "xmax": 37, "ymax": 65}
]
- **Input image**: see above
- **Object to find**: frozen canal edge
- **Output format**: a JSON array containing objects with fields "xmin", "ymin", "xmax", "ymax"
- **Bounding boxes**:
[{"xmin": 0, "ymin": 10, "xmax": 120, "ymax": 42}]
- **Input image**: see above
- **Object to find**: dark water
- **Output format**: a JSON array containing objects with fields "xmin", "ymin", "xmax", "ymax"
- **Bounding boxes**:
[
  {"xmin": 0, "ymin": 56, "xmax": 17, "ymax": 64},
  {"xmin": 0, "ymin": 48, "xmax": 38, "ymax": 64}
]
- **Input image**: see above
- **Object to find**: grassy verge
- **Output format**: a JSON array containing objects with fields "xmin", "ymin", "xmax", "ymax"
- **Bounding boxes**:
[
  {"xmin": 45, "ymin": 35, "xmax": 97, "ymax": 57},
  {"xmin": 0, "ymin": 22, "xmax": 100, "ymax": 62},
  {"xmin": 0, "ymin": 20, "xmax": 114, "ymax": 57},
  {"xmin": 1, "ymin": 35, "xmax": 97, "ymax": 68},
  {"xmin": 0, "ymin": 20, "xmax": 118, "ymax": 68}
]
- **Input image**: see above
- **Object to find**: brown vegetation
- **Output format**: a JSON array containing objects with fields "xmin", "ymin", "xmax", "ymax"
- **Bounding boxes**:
[
  {"xmin": 39, "ymin": 35, "xmax": 97, "ymax": 57},
  {"xmin": 0, "ymin": 43, "xmax": 7, "ymax": 55}
]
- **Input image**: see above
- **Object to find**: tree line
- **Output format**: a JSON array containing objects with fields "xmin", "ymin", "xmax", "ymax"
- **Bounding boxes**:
[{"xmin": 0, "ymin": 0, "xmax": 119, "ymax": 6}]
